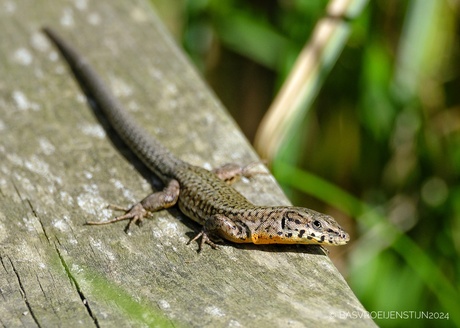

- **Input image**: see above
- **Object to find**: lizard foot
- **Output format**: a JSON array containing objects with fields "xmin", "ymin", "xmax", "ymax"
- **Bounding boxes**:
[
  {"xmin": 187, "ymin": 230, "xmax": 219, "ymax": 252},
  {"xmin": 85, "ymin": 203, "xmax": 147, "ymax": 234}
]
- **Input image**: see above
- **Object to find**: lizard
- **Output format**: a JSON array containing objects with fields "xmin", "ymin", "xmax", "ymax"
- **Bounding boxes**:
[{"xmin": 42, "ymin": 27, "xmax": 350, "ymax": 251}]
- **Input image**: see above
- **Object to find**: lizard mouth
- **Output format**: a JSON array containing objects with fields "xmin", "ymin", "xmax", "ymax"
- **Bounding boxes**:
[
  {"xmin": 251, "ymin": 229, "xmax": 350, "ymax": 246},
  {"xmin": 307, "ymin": 229, "xmax": 350, "ymax": 245},
  {"xmin": 326, "ymin": 230, "xmax": 350, "ymax": 245}
]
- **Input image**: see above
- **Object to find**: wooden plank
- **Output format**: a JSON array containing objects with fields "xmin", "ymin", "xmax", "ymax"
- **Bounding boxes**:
[{"xmin": 0, "ymin": 0, "xmax": 376, "ymax": 327}]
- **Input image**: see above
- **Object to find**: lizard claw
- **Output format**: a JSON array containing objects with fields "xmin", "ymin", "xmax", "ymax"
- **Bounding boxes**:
[{"xmin": 188, "ymin": 230, "xmax": 219, "ymax": 252}]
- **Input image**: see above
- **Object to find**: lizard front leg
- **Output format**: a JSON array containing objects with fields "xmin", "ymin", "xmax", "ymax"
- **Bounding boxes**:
[
  {"xmin": 86, "ymin": 179, "xmax": 180, "ymax": 233},
  {"xmin": 212, "ymin": 162, "xmax": 267, "ymax": 184},
  {"xmin": 188, "ymin": 214, "xmax": 251, "ymax": 251}
]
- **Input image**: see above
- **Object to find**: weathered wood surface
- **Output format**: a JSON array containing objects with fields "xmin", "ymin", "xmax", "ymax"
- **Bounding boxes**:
[{"xmin": 0, "ymin": 0, "xmax": 375, "ymax": 327}]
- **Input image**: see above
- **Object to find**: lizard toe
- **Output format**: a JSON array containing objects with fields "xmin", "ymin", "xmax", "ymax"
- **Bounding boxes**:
[{"xmin": 188, "ymin": 230, "xmax": 219, "ymax": 252}]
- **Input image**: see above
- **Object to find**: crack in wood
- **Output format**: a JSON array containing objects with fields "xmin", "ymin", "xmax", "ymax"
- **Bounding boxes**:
[
  {"xmin": 9, "ymin": 178, "xmax": 51, "ymax": 244},
  {"xmin": 8, "ymin": 256, "xmax": 42, "ymax": 327},
  {"xmin": 54, "ymin": 244, "xmax": 100, "ymax": 328},
  {"xmin": 0, "ymin": 257, "xmax": 8, "ymax": 303},
  {"xmin": 26, "ymin": 199, "xmax": 51, "ymax": 243},
  {"xmin": 0, "ymin": 255, "xmax": 8, "ymax": 273}
]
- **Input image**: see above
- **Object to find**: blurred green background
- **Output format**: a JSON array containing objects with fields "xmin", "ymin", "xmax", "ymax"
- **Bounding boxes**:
[{"xmin": 151, "ymin": 0, "xmax": 459, "ymax": 327}]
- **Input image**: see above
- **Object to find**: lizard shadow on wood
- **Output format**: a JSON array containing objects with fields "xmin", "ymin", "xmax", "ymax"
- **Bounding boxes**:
[{"xmin": 183, "ymin": 231, "xmax": 327, "ymax": 255}]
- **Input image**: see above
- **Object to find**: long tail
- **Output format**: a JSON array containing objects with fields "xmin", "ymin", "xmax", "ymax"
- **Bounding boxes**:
[{"xmin": 43, "ymin": 27, "xmax": 183, "ymax": 180}]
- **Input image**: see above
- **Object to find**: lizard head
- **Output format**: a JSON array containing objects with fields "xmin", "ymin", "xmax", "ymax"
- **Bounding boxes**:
[{"xmin": 251, "ymin": 207, "xmax": 350, "ymax": 246}]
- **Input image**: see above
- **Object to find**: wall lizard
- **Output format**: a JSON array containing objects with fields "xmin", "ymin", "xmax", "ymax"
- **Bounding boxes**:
[{"xmin": 43, "ymin": 27, "xmax": 350, "ymax": 251}]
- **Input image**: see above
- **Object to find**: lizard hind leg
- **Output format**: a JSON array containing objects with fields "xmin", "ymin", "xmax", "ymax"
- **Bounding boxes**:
[{"xmin": 85, "ymin": 179, "xmax": 180, "ymax": 234}]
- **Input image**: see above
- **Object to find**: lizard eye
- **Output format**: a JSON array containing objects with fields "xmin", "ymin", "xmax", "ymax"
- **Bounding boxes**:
[{"xmin": 312, "ymin": 220, "xmax": 322, "ymax": 230}]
